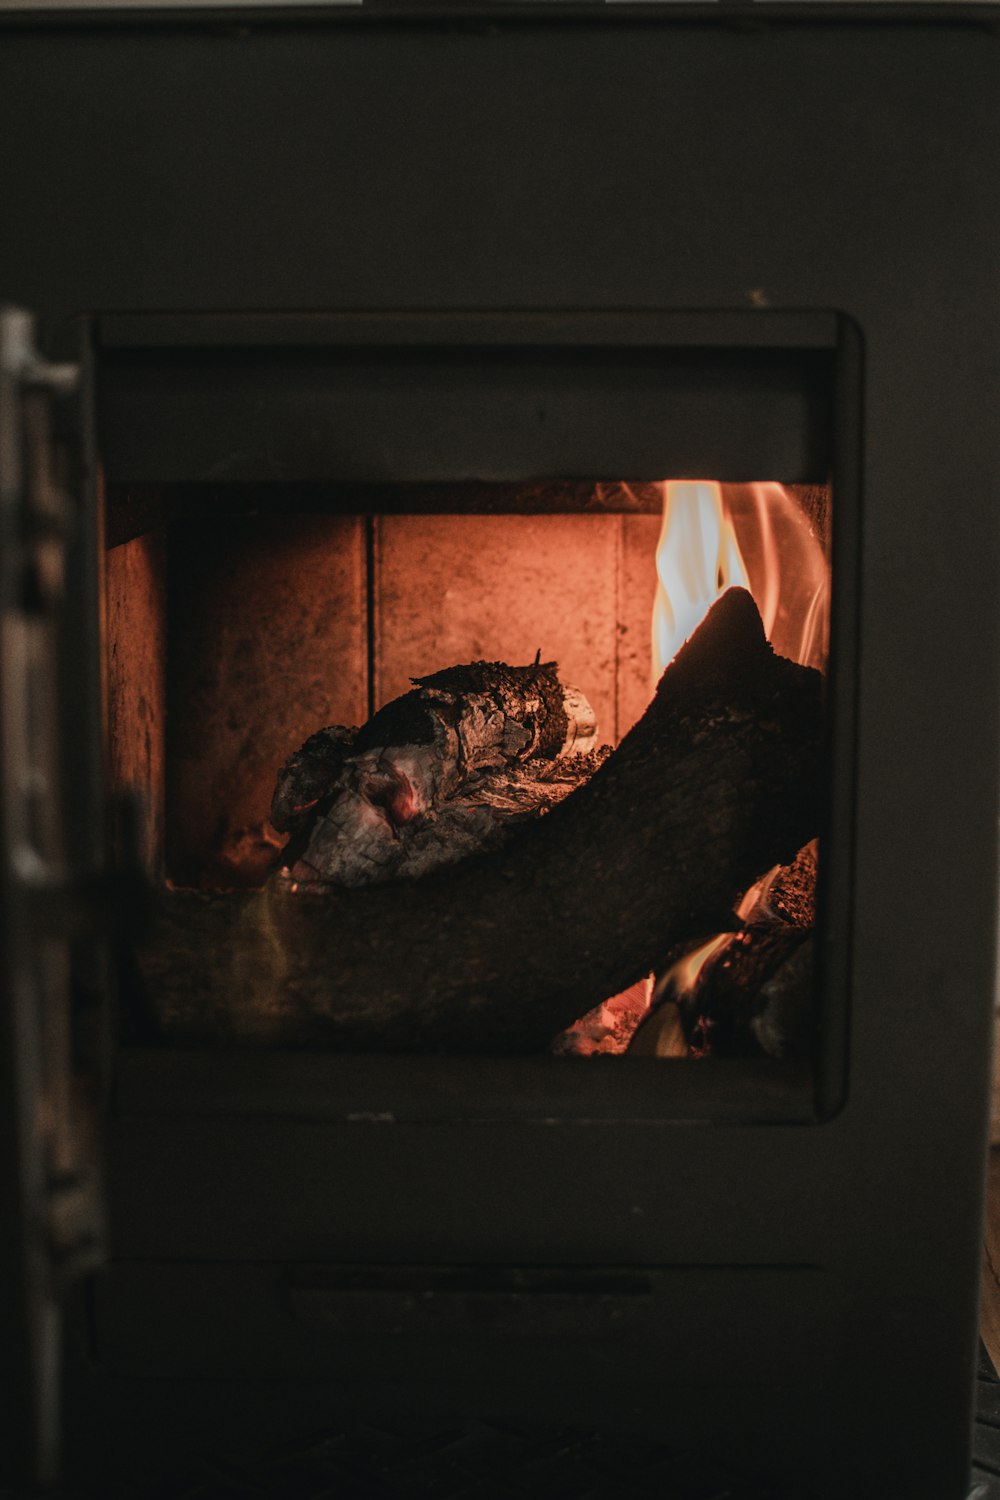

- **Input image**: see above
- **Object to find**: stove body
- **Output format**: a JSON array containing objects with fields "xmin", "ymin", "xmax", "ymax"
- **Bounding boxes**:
[{"xmin": 1, "ymin": 8, "xmax": 999, "ymax": 1498}]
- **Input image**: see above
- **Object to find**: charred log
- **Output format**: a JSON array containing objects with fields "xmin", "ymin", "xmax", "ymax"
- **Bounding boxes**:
[
  {"xmin": 139, "ymin": 588, "xmax": 823, "ymax": 1053},
  {"xmin": 270, "ymin": 724, "xmax": 359, "ymax": 838},
  {"xmin": 271, "ymin": 659, "xmax": 600, "ymax": 887},
  {"xmin": 748, "ymin": 937, "xmax": 815, "ymax": 1058},
  {"xmin": 742, "ymin": 839, "xmax": 818, "ymax": 930}
]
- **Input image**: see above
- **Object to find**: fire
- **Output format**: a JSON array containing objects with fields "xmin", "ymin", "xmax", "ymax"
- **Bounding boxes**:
[
  {"xmin": 651, "ymin": 868, "xmax": 785, "ymax": 1019},
  {"xmin": 646, "ymin": 481, "xmax": 829, "ymax": 1058},
  {"xmin": 667, "ymin": 931, "xmax": 731, "ymax": 996},
  {"xmin": 651, "ymin": 480, "xmax": 829, "ymax": 683},
  {"xmin": 651, "ymin": 482, "xmax": 749, "ymax": 678},
  {"xmin": 735, "ymin": 863, "xmax": 781, "ymax": 923}
]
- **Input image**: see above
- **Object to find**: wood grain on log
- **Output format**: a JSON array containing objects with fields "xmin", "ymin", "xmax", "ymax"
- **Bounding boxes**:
[{"xmin": 138, "ymin": 588, "xmax": 823, "ymax": 1053}]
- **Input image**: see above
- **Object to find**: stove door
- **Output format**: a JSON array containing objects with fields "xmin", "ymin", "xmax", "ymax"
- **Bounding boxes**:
[{"xmin": 0, "ymin": 307, "xmax": 107, "ymax": 1487}]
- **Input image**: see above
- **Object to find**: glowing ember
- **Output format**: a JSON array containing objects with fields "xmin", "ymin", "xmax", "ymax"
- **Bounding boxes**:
[{"xmin": 650, "ymin": 480, "xmax": 829, "ymax": 683}]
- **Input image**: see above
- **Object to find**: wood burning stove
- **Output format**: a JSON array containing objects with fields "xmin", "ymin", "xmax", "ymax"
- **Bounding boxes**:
[{"xmin": 2, "ymin": 6, "xmax": 999, "ymax": 1498}]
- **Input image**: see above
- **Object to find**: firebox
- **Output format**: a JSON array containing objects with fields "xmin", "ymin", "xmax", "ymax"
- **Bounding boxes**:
[
  {"xmin": 1, "ymin": 8, "xmax": 999, "ymax": 1500},
  {"xmin": 100, "ymin": 316, "xmax": 837, "ymax": 1068}
]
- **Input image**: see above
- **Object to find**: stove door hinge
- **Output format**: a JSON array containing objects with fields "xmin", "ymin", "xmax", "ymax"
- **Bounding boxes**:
[{"xmin": 0, "ymin": 305, "xmax": 108, "ymax": 1486}]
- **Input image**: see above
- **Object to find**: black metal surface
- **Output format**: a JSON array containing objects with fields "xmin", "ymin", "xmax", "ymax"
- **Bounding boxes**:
[
  {"xmin": 1, "ymin": 1345, "xmax": 996, "ymax": 1497},
  {"xmin": 0, "ymin": 10, "xmax": 998, "ymax": 1500},
  {"xmin": 2, "ymin": 1, "xmax": 1000, "ymax": 28},
  {"xmin": 109, "ymin": 1047, "xmax": 818, "ymax": 1126},
  {"xmin": 9, "ymin": 1344, "xmax": 1000, "ymax": 1500},
  {"xmin": 0, "ymin": 311, "xmax": 108, "ymax": 1486},
  {"xmin": 3, "ymin": 1426, "xmax": 829, "ymax": 1500},
  {"xmin": 95, "ymin": 313, "xmax": 838, "ymax": 488},
  {"xmin": 91, "ymin": 1261, "xmax": 841, "ymax": 1387},
  {"xmin": 97, "ymin": 339, "xmax": 834, "ymax": 486}
]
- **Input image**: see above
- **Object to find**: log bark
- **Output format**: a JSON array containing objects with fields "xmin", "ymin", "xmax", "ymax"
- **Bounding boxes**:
[
  {"xmin": 138, "ymin": 588, "xmax": 823, "ymax": 1053},
  {"xmin": 271, "ymin": 660, "xmax": 600, "ymax": 886}
]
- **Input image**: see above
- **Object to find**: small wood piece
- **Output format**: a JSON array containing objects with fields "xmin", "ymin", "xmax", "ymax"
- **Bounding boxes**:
[
  {"xmin": 674, "ymin": 927, "xmax": 812, "ymax": 1059},
  {"xmin": 629, "ymin": 841, "xmax": 819, "ymax": 1059},
  {"xmin": 138, "ymin": 588, "xmax": 823, "ymax": 1053}
]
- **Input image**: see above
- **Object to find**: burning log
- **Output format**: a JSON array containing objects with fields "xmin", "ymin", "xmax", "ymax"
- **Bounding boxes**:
[
  {"xmin": 271, "ymin": 660, "xmax": 602, "ymax": 887},
  {"xmin": 629, "ymin": 841, "xmax": 818, "ymax": 1059},
  {"xmin": 139, "ymin": 588, "xmax": 823, "ymax": 1053}
]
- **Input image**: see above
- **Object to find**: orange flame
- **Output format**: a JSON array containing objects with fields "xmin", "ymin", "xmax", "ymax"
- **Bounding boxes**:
[{"xmin": 651, "ymin": 481, "xmax": 829, "ymax": 683}]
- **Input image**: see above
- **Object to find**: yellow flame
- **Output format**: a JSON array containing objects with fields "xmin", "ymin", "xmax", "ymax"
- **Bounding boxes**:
[
  {"xmin": 741, "ymin": 482, "xmax": 829, "ymax": 669},
  {"xmin": 651, "ymin": 482, "xmax": 749, "ymax": 682},
  {"xmin": 650, "ymin": 480, "xmax": 830, "ymax": 684},
  {"xmin": 654, "ymin": 931, "xmax": 731, "ymax": 1005},
  {"xmin": 734, "ymin": 863, "xmax": 781, "ymax": 923},
  {"xmin": 676, "ymin": 931, "xmax": 730, "ymax": 991}
]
